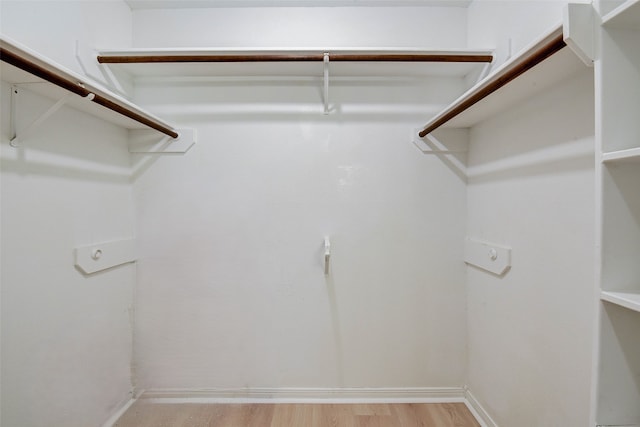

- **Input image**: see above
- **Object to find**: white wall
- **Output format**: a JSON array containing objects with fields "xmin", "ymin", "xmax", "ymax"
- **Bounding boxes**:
[
  {"xmin": 132, "ymin": 6, "xmax": 467, "ymax": 48},
  {"xmin": 466, "ymin": 0, "xmax": 589, "ymax": 76},
  {"xmin": 0, "ymin": 2, "xmax": 600, "ymax": 424},
  {"xmin": 0, "ymin": 2, "xmax": 135, "ymax": 426},
  {"xmin": 465, "ymin": 3, "xmax": 596, "ymax": 426},
  {"xmin": 0, "ymin": 0, "xmax": 132, "ymax": 76},
  {"xmin": 130, "ymin": 6, "xmax": 470, "ymax": 392},
  {"xmin": 465, "ymin": 66, "xmax": 595, "ymax": 425}
]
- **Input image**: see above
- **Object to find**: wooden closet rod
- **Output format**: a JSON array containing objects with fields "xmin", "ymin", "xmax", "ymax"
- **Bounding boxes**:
[
  {"xmin": 0, "ymin": 47, "xmax": 179, "ymax": 139},
  {"xmin": 97, "ymin": 53, "xmax": 494, "ymax": 64},
  {"xmin": 418, "ymin": 33, "xmax": 566, "ymax": 138}
]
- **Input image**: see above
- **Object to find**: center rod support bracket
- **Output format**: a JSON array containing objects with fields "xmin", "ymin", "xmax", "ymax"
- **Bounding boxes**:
[{"xmin": 323, "ymin": 53, "xmax": 329, "ymax": 115}]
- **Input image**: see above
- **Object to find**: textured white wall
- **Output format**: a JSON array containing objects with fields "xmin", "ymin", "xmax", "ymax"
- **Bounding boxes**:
[
  {"xmin": 465, "ymin": 66, "xmax": 595, "ymax": 425},
  {"xmin": 132, "ymin": 6, "xmax": 468, "ymax": 48},
  {"xmin": 0, "ymin": 0, "xmax": 132, "ymax": 75},
  {"xmin": 465, "ymin": 3, "xmax": 596, "ymax": 425},
  {"xmin": 466, "ymin": 0, "xmax": 589, "ymax": 79},
  {"xmin": 0, "ymin": 2, "xmax": 135, "ymax": 426},
  {"xmin": 131, "ymin": 79, "xmax": 470, "ymax": 391},
  {"xmin": 129, "ymin": 5, "xmax": 471, "ymax": 391}
]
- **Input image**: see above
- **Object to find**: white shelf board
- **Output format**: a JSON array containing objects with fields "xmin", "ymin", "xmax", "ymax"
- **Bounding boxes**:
[
  {"xmin": 445, "ymin": 47, "xmax": 585, "ymax": 128},
  {"xmin": 1, "ymin": 61, "xmax": 148, "ymax": 130},
  {"xmin": 97, "ymin": 47, "xmax": 494, "ymax": 79},
  {"xmin": 602, "ymin": 0, "xmax": 640, "ymax": 29},
  {"xmin": 420, "ymin": 25, "xmax": 587, "ymax": 131},
  {"xmin": 0, "ymin": 34, "xmax": 176, "ymax": 133},
  {"xmin": 601, "ymin": 290, "xmax": 640, "ymax": 313},
  {"xmin": 602, "ymin": 147, "xmax": 640, "ymax": 163}
]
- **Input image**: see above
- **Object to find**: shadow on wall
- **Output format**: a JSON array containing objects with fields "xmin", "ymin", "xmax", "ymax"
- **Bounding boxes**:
[
  {"xmin": 466, "ymin": 70, "xmax": 595, "ymax": 184},
  {"xmin": 131, "ymin": 76, "xmax": 464, "ymax": 124},
  {"xmin": 0, "ymin": 154, "xmax": 131, "ymax": 185},
  {"xmin": 415, "ymin": 129, "xmax": 468, "ymax": 184},
  {"xmin": 0, "ymin": 83, "xmax": 178, "ymax": 185},
  {"xmin": 466, "ymin": 148, "xmax": 594, "ymax": 185}
]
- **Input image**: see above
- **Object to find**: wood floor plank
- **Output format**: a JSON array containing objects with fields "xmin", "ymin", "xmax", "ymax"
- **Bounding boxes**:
[
  {"xmin": 114, "ymin": 402, "xmax": 480, "ymax": 427},
  {"xmin": 356, "ymin": 414, "xmax": 395, "ymax": 427},
  {"xmin": 392, "ymin": 403, "xmax": 427, "ymax": 427},
  {"xmin": 319, "ymin": 403, "xmax": 356, "ymax": 427},
  {"xmin": 352, "ymin": 404, "xmax": 392, "ymax": 416},
  {"xmin": 246, "ymin": 404, "xmax": 276, "ymax": 427}
]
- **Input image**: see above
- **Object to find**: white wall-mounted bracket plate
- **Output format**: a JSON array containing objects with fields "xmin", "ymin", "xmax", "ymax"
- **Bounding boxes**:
[
  {"xmin": 464, "ymin": 237, "xmax": 511, "ymax": 276},
  {"xmin": 563, "ymin": 3, "xmax": 595, "ymax": 66},
  {"xmin": 128, "ymin": 128, "xmax": 196, "ymax": 154},
  {"xmin": 74, "ymin": 238, "xmax": 136, "ymax": 274}
]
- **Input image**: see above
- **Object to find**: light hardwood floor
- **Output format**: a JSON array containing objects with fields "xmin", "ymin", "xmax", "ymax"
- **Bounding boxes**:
[{"xmin": 114, "ymin": 402, "xmax": 480, "ymax": 427}]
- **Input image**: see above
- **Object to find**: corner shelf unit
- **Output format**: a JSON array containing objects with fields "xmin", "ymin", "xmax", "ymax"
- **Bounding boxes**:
[
  {"xmin": 594, "ymin": 0, "xmax": 640, "ymax": 426},
  {"xmin": 0, "ymin": 35, "xmax": 179, "ymax": 139}
]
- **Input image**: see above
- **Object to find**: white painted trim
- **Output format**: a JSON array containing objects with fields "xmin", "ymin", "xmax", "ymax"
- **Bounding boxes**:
[
  {"xmin": 99, "ymin": 47, "xmax": 492, "ymax": 56},
  {"xmin": 464, "ymin": 388, "xmax": 498, "ymax": 427},
  {"xmin": 563, "ymin": 3, "xmax": 595, "ymax": 66},
  {"xmin": 101, "ymin": 395, "xmax": 137, "ymax": 427},
  {"xmin": 139, "ymin": 387, "xmax": 466, "ymax": 404},
  {"xmin": 124, "ymin": 0, "xmax": 473, "ymax": 9},
  {"xmin": 103, "ymin": 387, "xmax": 492, "ymax": 426}
]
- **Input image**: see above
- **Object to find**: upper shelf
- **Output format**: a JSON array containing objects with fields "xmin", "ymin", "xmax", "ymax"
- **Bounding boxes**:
[
  {"xmin": 0, "ymin": 35, "xmax": 179, "ymax": 139},
  {"xmin": 96, "ymin": 48, "xmax": 494, "ymax": 79},
  {"xmin": 601, "ymin": 290, "xmax": 640, "ymax": 313},
  {"xmin": 602, "ymin": 147, "xmax": 640, "ymax": 163},
  {"xmin": 602, "ymin": 0, "xmax": 640, "ymax": 29},
  {"xmin": 418, "ymin": 20, "xmax": 590, "ymax": 137}
]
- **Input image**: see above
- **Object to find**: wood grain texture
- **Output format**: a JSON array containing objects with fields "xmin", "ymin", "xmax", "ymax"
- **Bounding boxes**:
[
  {"xmin": 97, "ymin": 54, "xmax": 493, "ymax": 64},
  {"xmin": 114, "ymin": 402, "xmax": 480, "ymax": 427}
]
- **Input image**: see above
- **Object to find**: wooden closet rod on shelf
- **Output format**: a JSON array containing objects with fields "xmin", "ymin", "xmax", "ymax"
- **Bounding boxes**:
[
  {"xmin": 418, "ymin": 33, "xmax": 566, "ymax": 138},
  {"xmin": 97, "ymin": 53, "xmax": 494, "ymax": 64},
  {"xmin": 0, "ymin": 46, "xmax": 179, "ymax": 139}
]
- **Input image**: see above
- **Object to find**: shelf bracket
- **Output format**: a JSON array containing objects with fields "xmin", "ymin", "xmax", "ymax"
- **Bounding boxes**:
[
  {"xmin": 9, "ymin": 85, "xmax": 94, "ymax": 148},
  {"xmin": 412, "ymin": 129, "xmax": 468, "ymax": 154},
  {"xmin": 474, "ymin": 62, "xmax": 493, "ymax": 85},
  {"xmin": 323, "ymin": 52, "xmax": 330, "ymax": 115},
  {"xmin": 75, "ymin": 40, "xmax": 132, "ymax": 98},
  {"xmin": 128, "ymin": 128, "xmax": 196, "ymax": 154}
]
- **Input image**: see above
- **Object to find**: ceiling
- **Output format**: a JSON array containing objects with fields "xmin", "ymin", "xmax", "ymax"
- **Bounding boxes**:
[{"xmin": 124, "ymin": 0, "xmax": 472, "ymax": 9}]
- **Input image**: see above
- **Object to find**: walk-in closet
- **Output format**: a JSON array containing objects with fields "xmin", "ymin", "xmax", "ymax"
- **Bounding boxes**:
[{"xmin": 1, "ymin": 1, "xmax": 638, "ymax": 426}]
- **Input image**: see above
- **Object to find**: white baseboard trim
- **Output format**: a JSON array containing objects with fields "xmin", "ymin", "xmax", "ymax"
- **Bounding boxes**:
[
  {"xmin": 101, "ymin": 394, "xmax": 138, "ymax": 427},
  {"xmin": 139, "ymin": 387, "xmax": 467, "ymax": 404},
  {"xmin": 464, "ymin": 388, "xmax": 498, "ymax": 427},
  {"xmin": 120, "ymin": 386, "xmax": 493, "ymax": 426}
]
